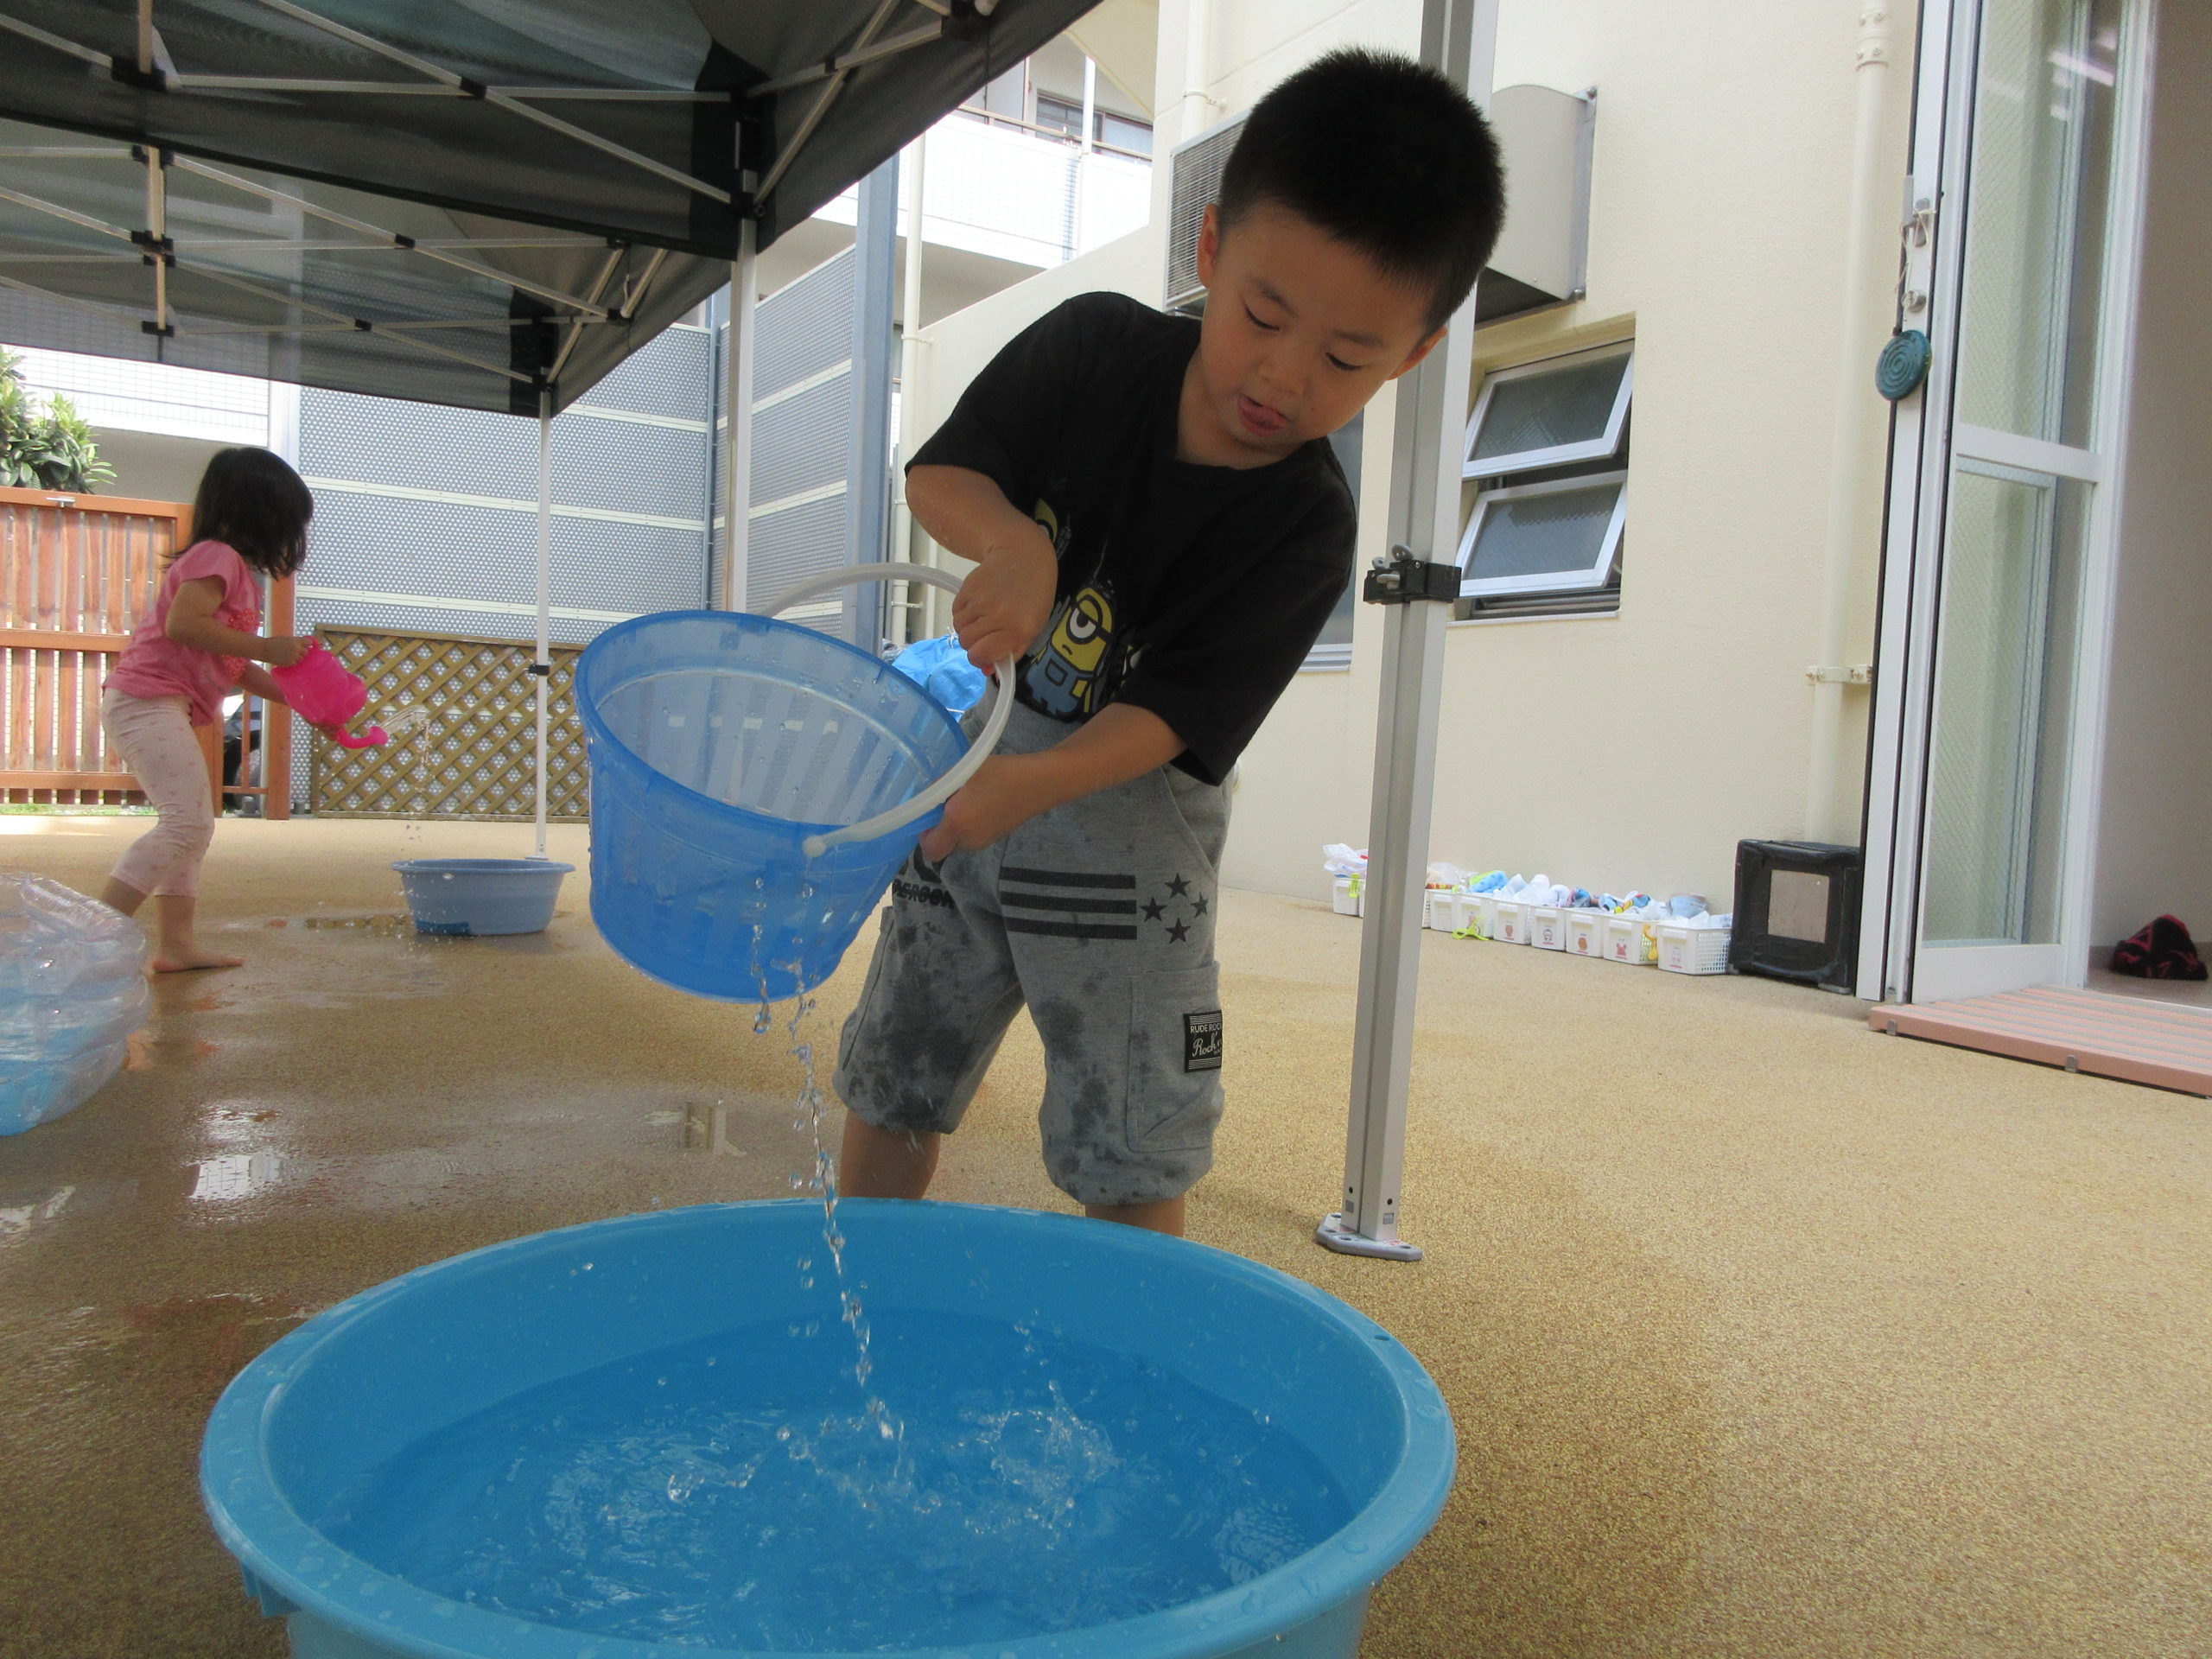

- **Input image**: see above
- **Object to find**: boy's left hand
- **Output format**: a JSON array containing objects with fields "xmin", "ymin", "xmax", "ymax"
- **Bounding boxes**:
[{"xmin": 918, "ymin": 756, "xmax": 1044, "ymax": 861}]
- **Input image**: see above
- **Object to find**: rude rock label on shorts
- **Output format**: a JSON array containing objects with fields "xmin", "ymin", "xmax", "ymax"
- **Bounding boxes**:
[{"xmin": 1183, "ymin": 1009, "xmax": 1224, "ymax": 1073}]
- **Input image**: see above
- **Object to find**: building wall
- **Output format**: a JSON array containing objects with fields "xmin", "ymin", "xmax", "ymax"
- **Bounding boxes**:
[{"xmin": 2091, "ymin": 0, "xmax": 2212, "ymax": 948}]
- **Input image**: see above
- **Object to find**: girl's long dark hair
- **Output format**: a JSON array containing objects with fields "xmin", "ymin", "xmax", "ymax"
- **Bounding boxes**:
[{"xmin": 184, "ymin": 447, "xmax": 314, "ymax": 577}]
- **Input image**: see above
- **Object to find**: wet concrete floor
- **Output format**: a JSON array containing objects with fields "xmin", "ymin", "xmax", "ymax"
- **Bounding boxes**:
[{"xmin": 6, "ymin": 814, "xmax": 2212, "ymax": 1658}]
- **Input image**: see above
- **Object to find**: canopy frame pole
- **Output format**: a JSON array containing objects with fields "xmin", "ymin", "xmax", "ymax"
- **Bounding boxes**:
[
  {"xmin": 0, "ymin": 12, "xmax": 114, "ymax": 69},
  {"xmin": 170, "ymin": 156, "xmax": 612, "ymax": 315},
  {"xmin": 544, "ymin": 244, "xmax": 630, "ymax": 388},
  {"xmin": 143, "ymin": 144, "xmax": 169, "ymax": 337},
  {"xmin": 242, "ymin": 0, "xmax": 732, "ymax": 203},
  {"xmin": 747, "ymin": 18, "xmax": 946, "ymax": 99},
  {"xmin": 721, "ymin": 220, "xmax": 758, "ymax": 611},
  {"xmin": 753, "ymin": 0, "xmax": 906, "ymax": 203},
  {"xmin": 1315, "ymin": 0, "xmax": 1497, "ymax": 1266},
  {"xmin": 533, "ymin": 391, "xmax": 552, "ymax": 860},
  {"xmin": 175, "ymin": 261, "xmax": 535, "ymax": 380}
]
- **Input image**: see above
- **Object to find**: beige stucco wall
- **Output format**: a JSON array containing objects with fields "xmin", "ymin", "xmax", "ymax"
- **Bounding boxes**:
[
  {"xmin": 908, "ymin": 0, "xmax": 1912, "ymax": 907},
  {"xmin": 2091, "ymin": 0, "xmax": 2212, "ymax": 949},
  {"xmin": 1233, "ymin": 0, "xmax": 1913, "ymax": 904}
]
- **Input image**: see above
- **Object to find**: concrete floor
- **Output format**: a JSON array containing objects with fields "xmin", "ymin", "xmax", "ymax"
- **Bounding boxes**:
[{"xmin": 2, "ymin": 815, "xmax": 2209, "ymax": 1658}]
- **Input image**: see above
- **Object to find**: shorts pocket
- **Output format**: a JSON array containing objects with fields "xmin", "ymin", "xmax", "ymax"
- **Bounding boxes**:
[{"xmin": 1124, "ymin": 963, "xmax": 1224, "ymax": 1154}]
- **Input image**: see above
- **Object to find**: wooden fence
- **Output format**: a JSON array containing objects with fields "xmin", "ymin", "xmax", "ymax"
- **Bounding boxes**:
[
  {"xmin": 310, "ymin": 627, "xmax": 587, "ymax": 821},
  {"xmin": 0, "ymin": 484, "xmax": 293, "ymax": 812}
]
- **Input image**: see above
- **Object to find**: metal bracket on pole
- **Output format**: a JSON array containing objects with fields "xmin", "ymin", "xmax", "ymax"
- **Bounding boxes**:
[{"xmin": 1317, "ymin": 0, "xmax": 1497, "ymax": 1266}]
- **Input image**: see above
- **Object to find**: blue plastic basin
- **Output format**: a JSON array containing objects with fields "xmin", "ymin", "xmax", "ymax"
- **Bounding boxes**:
[
  {"xmin": 202, "ymin": 1201, "xmax": 1455, "ymax": 1659},
  {"xmin": 391, "ymin": 858, "xmax": 573, "ymax": 937}
]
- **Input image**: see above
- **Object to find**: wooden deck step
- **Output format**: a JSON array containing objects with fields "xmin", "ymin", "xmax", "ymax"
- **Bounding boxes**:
[{"xmin": 1871, "ymin": 986, "xmax": 2212, "ymax": 1096}]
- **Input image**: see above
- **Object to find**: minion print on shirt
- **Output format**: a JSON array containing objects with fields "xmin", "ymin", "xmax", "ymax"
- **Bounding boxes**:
[
  {"xmin": 1018, "ymin": 495, "xmax": 1129, "ymax": 722},
  {"xmin": 1023, "ymin": 582, "xmax": 1117, "ymax": 718}
]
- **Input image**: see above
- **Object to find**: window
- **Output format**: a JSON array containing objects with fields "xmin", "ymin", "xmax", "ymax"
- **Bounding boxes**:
[
  {"xmin": 1303, "ymin": 415, "xmax": 1363, "ymax": 671},
  {"xmin": 1455, "ymin": 342, "xmax": 1633, "ymax": 617},
  {"xmin": 1096, "ymin": 111, "xmax": 1153, "ymax": 156},
  {"xmin": 1036, "ymin": 93, "xmax": 1084, "ymax": 138},
  {"xmin": 1033, "ymin": 95, "xmax": 1152, "ymax": 156}
]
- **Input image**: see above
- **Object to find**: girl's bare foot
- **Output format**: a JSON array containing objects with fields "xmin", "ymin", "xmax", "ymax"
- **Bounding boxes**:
[{"xmin": 151, "ymin": 949, "xmax": 244, "ymax": 974}]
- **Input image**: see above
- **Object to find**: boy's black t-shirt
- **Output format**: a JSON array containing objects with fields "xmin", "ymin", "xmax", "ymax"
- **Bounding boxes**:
[{"xmin": 909, "ymin": 290, "xmax": 1356, "ymax": 785}]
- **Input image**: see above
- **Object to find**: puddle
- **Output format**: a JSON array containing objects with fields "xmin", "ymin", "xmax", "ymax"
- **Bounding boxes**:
[
  {"xmin": 0, "ymin": 1181, "xmax": 138, "ymax": 1242},
  {"xmin": 190, "ymin": 1150, "xmax": 283, "ymax": 1204},
  {"xmin": 0, "ymin": 1185, "xmax": 75, "ymax": 1236}
]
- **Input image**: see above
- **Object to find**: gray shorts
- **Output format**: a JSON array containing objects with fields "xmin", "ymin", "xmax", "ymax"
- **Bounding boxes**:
[{"xmin": 832, "ymin": 702, "xmax": 1229, "ymax": 1207}]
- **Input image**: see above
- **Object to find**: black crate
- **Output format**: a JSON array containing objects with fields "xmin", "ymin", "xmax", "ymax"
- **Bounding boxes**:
[{"xmin": 1729, "ymin": 840, "xmax": 1863, "ymax": 993}]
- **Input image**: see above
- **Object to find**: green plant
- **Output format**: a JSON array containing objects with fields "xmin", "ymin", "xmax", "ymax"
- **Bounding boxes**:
[{"xmin": 0, "ymin": 346, "xmax": 114, "ymax": 493}]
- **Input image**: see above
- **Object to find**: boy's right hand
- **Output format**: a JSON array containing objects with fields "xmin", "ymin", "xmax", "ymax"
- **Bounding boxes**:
[
  {"xmin": 261, "ymin": 636, "xmax": 315, "ymax": 668},
  {"xmin": 951, "ymin": 537, "xmax": 1058, "ymax": 670}
]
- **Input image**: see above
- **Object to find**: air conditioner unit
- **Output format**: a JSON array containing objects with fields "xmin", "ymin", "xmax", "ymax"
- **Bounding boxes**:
[{"xmin": 1161, "ymin": 84, "xmax": 1595, "ymax": 325}]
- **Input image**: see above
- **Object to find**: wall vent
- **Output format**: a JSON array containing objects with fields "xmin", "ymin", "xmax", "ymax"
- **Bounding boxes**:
[
  {"xmin": 1161, "ymin": 86, "xmax": 1597, "ymax": 327},
  {"xmin": 1163, "ymin": 113, "xmax": 1247, "ymax": 315}
]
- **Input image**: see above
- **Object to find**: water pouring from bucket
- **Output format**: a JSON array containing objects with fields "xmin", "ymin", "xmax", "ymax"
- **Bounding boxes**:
[{"xmin": 576, "ymin": 564, "xmax": 1014, "ymax": 1002}]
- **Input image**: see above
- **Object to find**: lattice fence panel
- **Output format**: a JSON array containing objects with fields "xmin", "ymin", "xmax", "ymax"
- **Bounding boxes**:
[{"xmin": 310, "ymin": 628, "xmax": 588, "ymax": 821}]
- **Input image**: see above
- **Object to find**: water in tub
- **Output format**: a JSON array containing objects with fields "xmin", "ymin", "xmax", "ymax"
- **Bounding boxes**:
[{"xmin": 315, "ymin": 964, "xmax": 1353, "ymax": 1649}]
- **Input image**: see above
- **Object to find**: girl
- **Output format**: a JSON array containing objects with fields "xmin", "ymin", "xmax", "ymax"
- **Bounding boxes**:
[{"xmin": 99, "ymin": 447, "xmax": 339, "ymax": 971}]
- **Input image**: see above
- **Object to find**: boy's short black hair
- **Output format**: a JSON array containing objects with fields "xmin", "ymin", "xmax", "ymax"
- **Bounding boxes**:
[
  {"xmin": 1217, "ymin": 48, "xmax": 1506, "ymax": 334},
  {"xmin": 188, "ymin": 446, "xmax": 314, "ymax": 578}
]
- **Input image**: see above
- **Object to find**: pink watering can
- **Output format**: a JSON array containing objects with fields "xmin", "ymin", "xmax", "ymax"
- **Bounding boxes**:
[{"xmin": 270, "ymin": 643, "xmax": 387, "ymax": 749}]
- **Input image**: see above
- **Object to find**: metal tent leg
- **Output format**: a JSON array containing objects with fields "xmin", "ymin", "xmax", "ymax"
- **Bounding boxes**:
[
  {"xmin": 1316, "ymin": 0, "xmax": 1497, "ymax": 1265},
  {"xmin": 723, "ymin": 222, "xmax": 757, "ymax": 612},
  {"xmin": 533, "ymin": 391, "xmax": 551, "ymax": 859}
]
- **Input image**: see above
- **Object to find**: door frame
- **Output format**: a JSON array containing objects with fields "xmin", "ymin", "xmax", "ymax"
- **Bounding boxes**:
[{"xmin": 1857, "ymin": 0, "xmax": 2159, "ymax": 1004}]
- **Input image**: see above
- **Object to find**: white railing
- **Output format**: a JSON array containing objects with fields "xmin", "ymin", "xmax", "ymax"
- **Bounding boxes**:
[{"xmin": 815, "ymin": 111, "xmax": 1152, "ymax": 271}]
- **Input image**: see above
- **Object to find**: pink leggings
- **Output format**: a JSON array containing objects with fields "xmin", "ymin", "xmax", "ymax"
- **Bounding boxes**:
[{"xmin": 101, "ymin": 687, "xmax": 215, "ymax": 899}]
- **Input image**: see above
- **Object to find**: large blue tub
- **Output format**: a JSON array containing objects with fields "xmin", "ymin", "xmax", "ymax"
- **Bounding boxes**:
[{"xmin": 202, "ymin": 1202, "xmax": 1454, "ymax": 1659}]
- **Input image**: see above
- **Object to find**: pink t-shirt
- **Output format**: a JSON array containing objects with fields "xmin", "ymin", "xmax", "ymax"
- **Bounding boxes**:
[{"xmin": 106, "ymin": 539, "xmax": 263, "ymax": 728}]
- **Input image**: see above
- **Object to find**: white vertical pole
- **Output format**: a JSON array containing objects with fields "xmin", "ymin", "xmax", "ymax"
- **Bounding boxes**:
[
  {"xmin": 724, "ymin": 222, "xmax": 758, "ymax": 611},
  {"xmin": 1317, "ymin": 0, "xmax": 1497, "ymax": 1263},
  {"xmin": 534, "ymin": 391, "xmax": 551, "ymax": 860},
  {"xmin": 1081, "ymin": 54, "xmax": 1097, "ymax": 151},
  {"xmin": 895, "ymin": 133, "xmax": 929, "ymax": 639}
]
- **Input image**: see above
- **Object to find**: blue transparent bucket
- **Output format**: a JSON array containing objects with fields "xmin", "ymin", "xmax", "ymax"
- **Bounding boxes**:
[{"xmin": 577, "ymin": 567, "xmax": 1009, "ymax": 1002}]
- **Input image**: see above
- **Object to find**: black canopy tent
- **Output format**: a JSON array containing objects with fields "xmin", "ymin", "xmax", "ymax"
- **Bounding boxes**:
[
  {"xmin": 0, "ymin": 0, "xmax": 1098, "ymax": 849},
  {"xmin": 0, "ymin": 0, "xmax": 1095, "ymax": 411}
]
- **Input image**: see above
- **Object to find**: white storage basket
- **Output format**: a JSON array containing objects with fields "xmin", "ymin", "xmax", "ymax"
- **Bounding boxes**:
[
  {"xmin": 1529, "ymin": 905, "xmax": 1567, "ymax": 951},
  {"xmin": 1489, "ymin": 898, "xmax": 1531, "ymax": 944},
  {"xmin": 1564, "ymin": 912, "xmax": 1605, "ymax": 958},
  {"xmin": 1655, "ymin": 923, "xmax": 1732, "ymax": 975},
  {"xmin": 1602, "ymin": 915, "xmax": 1656, "ymax": 964},
  {"xmin": 1333, "ymin": 875, "xmax": 1363, "ymax": 917}
]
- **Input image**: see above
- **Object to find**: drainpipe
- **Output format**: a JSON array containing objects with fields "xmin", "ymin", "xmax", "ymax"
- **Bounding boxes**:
[
  {"xmin": 1177, "ymin": 0, "xmax": 1218, "ymax": 143},
  {"xmin": 1805, "ymin": 0, "xmax": 1891, "ymax": 844}
]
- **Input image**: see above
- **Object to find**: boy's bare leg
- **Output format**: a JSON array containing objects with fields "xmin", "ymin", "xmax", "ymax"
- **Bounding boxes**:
[
  {"xmin": 148, "ymin": 893, "xmax": 243, "ymax": 973},
  {"xmin": 839, "ymin": 1116, "xmax": 941, "ymax": 1199},
  {"xmin": 1084, "ymin": 1197, "xmax": 1185, "ymax": 1236}
]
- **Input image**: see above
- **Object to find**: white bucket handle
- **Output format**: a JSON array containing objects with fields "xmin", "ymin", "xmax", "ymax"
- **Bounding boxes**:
[{"xmin": 758, "ymin": 563, "xmax": 1015, "ymax": 859}]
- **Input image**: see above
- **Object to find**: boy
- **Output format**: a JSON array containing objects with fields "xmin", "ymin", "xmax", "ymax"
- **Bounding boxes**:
[{"xmin": 831, "ymin": 48, "xmax": 1505, "ymax": 1236}]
